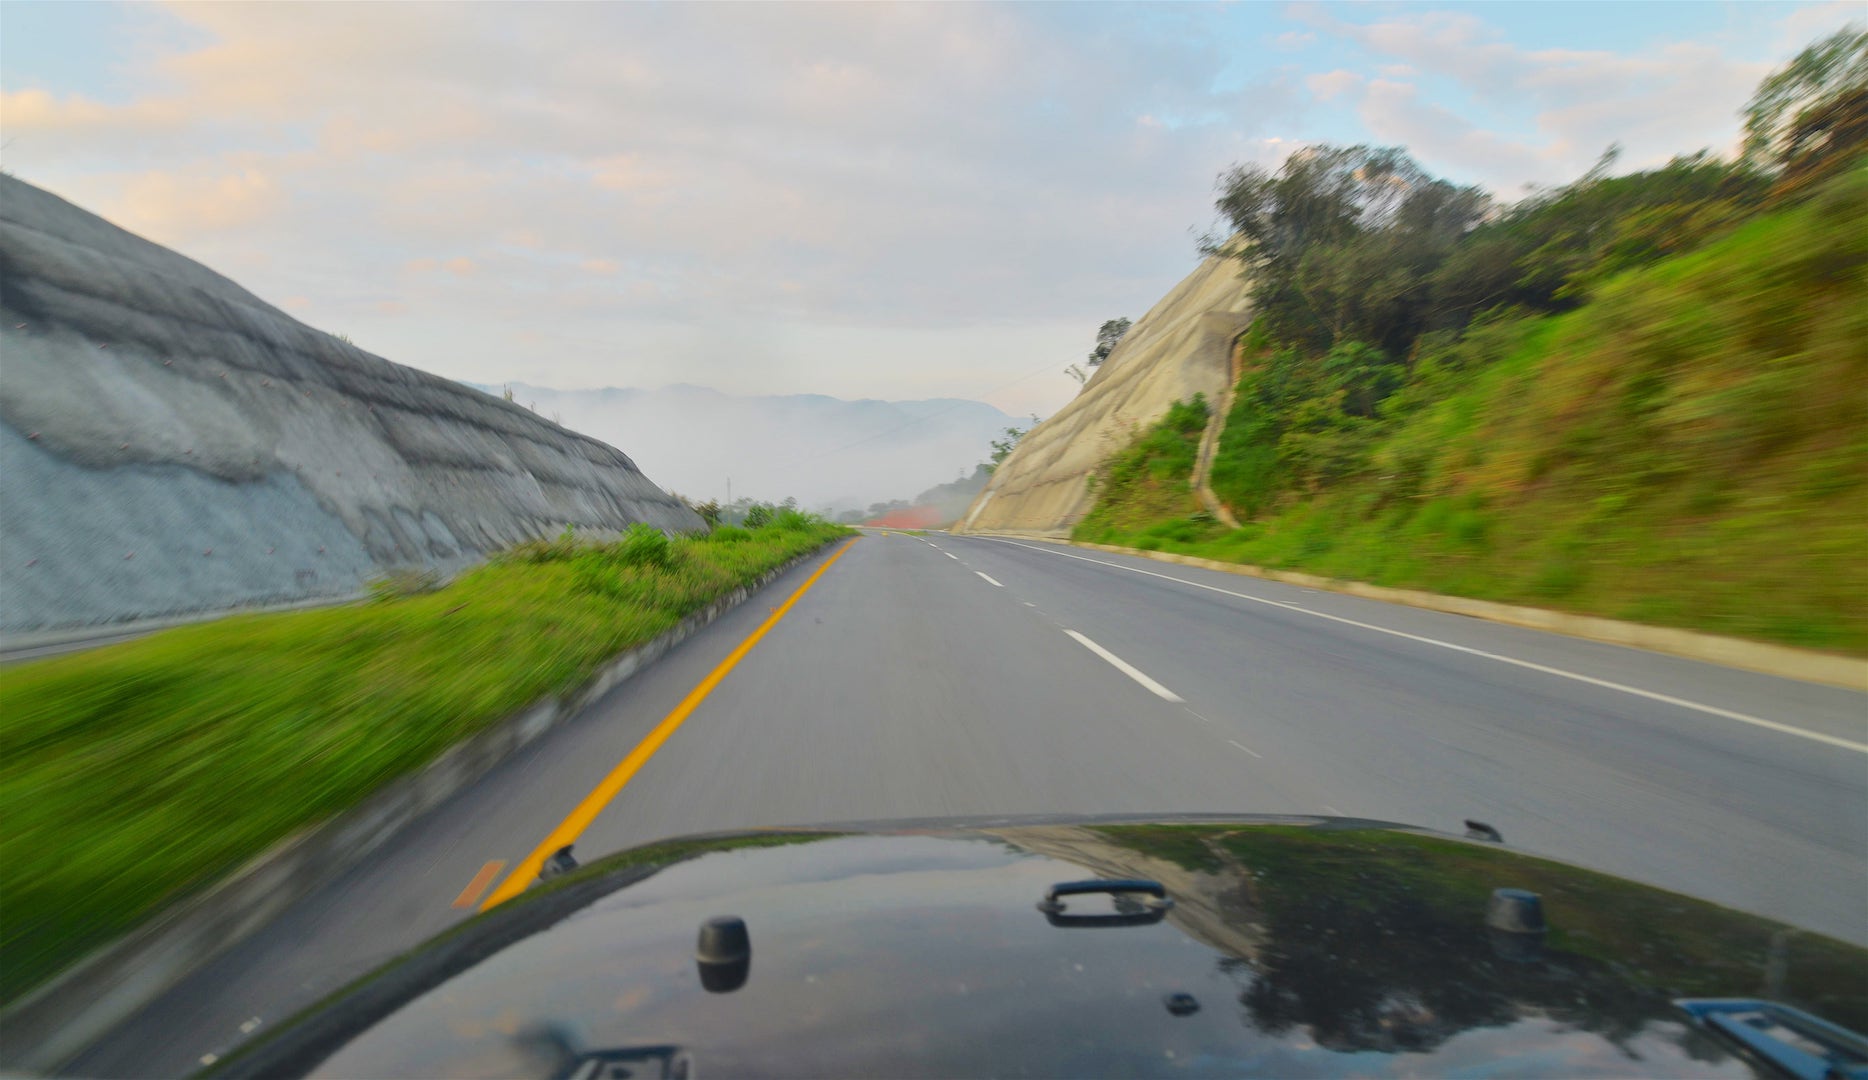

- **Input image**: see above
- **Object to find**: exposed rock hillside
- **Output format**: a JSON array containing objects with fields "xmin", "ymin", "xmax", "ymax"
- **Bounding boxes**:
[
  {"xmin": 0, "ymin": 176, "xmax": 700, "ymax": 635},
  {"xmin": 955, "ymin": 253, "xmax": 1251, "ymax": 535}
]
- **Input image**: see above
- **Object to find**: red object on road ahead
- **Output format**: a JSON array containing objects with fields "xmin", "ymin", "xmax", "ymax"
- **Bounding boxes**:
[{"xmin": 865, "ymin": 505, "xmax": 946, "ymax": 529}]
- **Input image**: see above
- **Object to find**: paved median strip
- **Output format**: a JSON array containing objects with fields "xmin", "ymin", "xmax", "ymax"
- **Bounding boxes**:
[
  {"xmin": 479, "ymin": 537, "xmax": 859, "ymax": 910},
  {"xmin": 984, "ymin": 538, "xmax": 1866, "ymax": 754},
  {"xmin": 1065, "ymin": 630, "xmax": 1183, "ymax": 702}
]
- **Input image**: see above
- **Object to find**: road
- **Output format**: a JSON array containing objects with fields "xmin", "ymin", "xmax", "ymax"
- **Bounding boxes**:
[{"xmin": 71, "ymin": 530, "xmax": 1867, "ymax": 1076}]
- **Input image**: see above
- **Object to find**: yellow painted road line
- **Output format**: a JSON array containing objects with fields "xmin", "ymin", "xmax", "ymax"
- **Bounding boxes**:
[
  {"xmin": 451, "ymin": 860, "xmax": 506, "ymax": 909},
  {"xmin": 481, "ymin": 537, "xmax": 859, "ymax": 910}
]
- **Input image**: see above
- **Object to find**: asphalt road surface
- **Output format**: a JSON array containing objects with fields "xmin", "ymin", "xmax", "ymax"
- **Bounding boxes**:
[{"xmin": 72, "ymin": 531, "xmax": 1867, "ymax": 1076}]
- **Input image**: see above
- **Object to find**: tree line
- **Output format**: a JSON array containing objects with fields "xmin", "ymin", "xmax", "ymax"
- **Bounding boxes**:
[
  {"xmin": 1197, "ymin": 26, "xmax": 1866, "ymax": 513},
  {"xmin": 1203, "ymin": 26, "xmax": 1864, "ymax": 407}
]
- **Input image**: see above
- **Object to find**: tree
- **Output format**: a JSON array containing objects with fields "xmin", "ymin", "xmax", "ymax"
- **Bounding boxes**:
[
  {"xmin": 1205, "ymin": 145, "xmax": 1456, "ymax": 353},
  {"xmin": 1088, "ymin": 318, "xmax": 1132, "ymax": 366},
  {"xmin": 1207, "ymin": 145, "xmax": 1427, "ymax": 269},
  {"xmin": 1322, "ymin": 341, "xmax": 1403, "ymax": 418},
  {"xmin": 985, "ymin": 418, "xmax": 1040, "ymax": 473},
  {"xmin": 1064, "ymin": 363, "xmax": 1089, "ymax": 387},
  {"xmin": 1744, "ymin": 25, "xmax": 1868, "ymax": 174}
]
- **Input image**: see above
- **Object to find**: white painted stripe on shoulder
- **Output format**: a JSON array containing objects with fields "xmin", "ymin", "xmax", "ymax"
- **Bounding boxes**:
[
  {"xmin": 982, "ymin": 538, "xmax": 1867, "ymax": 754},
  {"xmin": 1065, "ymin": 630, "xmax": 1184, "ymax": 702}
]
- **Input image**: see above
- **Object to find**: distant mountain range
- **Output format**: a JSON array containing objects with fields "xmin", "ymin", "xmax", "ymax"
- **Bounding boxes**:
[{"xmin": 482, "ymin": 383, "xmax": 1020, "ymax": 511}]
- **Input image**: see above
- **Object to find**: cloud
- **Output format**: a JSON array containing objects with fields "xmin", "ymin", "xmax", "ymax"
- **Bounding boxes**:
[
  {"xmin": 1770, "ymin": 2, "xmax": 1864, "ymax": 52},
  {"xmin": 1358, "ymin": 80, "xmax": 1549, "ymax": 189},
  {"xmin": 0, "ymin": 88, "xmax": 186, "ymax": 134},
  {"xmin": 1305, "ymin": 69, "xmax": 1363, "ymax": 101},
  {"xmin": 588, "ymin": 155, "xmax": 670, "ymax": 196},
  {"xmin": 12, "ymin": 3, "xmax": 1291, "ymax": 337},
  {"xmin": 115, "ymin": 162, "xmax": 281, "ymax": 236},
  {"xmin": 1292, "ymin": 5, "xmax": 1794, "ymax": 191},
  {"xmin": 6, "ymin": 1, "xmax": 1823, "ymax": 426}
]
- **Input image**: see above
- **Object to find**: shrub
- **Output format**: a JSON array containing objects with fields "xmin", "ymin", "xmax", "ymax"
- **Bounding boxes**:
[
  {"xmin": 1072, "ymin": 396, "xmax": 1211, "ymax": 541},
  {"xmin": 616, "ymin": 523, "xmax": 673, "ymax": 568}
]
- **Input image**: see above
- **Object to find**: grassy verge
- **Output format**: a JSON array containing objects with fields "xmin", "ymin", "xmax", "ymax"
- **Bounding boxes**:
[
  {"xmin": 1072, "ymin": 395, "xmax": 1210, "ymax": 546},
  {"xmin": 1075, "ymin": 169, "xmax": 1868, "ymax": 653},
  {"xmin": 0, "ymin": 520, "xmax": 850, "ymax": 1004}
]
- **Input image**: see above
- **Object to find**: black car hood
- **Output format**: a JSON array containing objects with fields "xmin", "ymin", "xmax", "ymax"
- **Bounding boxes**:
[{"xmin": 215, "ymin": 816, "xmax": 1868, "ymax": 1079}]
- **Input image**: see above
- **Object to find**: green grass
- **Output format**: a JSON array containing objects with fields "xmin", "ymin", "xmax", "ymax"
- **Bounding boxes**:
[
  {"xmin": 1072, "ymin": 395, "xmax": 1213, "ymax": 545},
  {"xmin": 0, "ymin": 521, "xmax": 850, "ymax": 1004},
  {"xmin": 1078, "ymin": 168, "xmax": 1868, "ymax": 653}
]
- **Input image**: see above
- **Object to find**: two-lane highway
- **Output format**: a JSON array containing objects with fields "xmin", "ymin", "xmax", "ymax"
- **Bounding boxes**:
[{"xmin": 71, "ymin": 529, "xmax": 1867, "ymax": 1076}]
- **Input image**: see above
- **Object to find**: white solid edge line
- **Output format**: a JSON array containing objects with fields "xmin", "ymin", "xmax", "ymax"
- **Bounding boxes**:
[
  {"xmin": 983, "ymin": 538, "xmax": 1868, "ymax": 754},
  {"xmin": 976, "ymin": 572, "xmax": 1004, "ymax": 587},
  {"xmin": 1065, "ymin": 630, "xmax": 1184, "ymax": 702}
]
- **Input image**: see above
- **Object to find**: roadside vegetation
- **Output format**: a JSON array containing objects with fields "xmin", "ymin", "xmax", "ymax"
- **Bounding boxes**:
[
  {"xmin": 0, "ymin": 516, "xmax": 849, "ymax": 1004},
  {"xmin": 1072, "ymin": 29, "xmax": 1868, "ymax": 653},
  {"xmin": 1073, "ymin": 395, "xmax": 1210, "ymax": 546}
]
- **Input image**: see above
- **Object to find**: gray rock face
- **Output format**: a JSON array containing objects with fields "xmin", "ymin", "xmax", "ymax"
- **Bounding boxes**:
[{"xmin": 0, "ymin": 175, "xmax": 701, "ymax": 634}]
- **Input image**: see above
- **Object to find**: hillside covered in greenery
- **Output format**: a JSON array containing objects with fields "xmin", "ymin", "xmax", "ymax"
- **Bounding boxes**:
[{"xmin": 1073, "ymin": 29, "xmax": 1868, "ymax": 653}]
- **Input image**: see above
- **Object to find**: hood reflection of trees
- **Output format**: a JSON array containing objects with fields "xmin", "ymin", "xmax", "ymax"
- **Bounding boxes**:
[{"xmin": 1081, "ymin": 826, "xmax": 1739, "ymax": 1064}]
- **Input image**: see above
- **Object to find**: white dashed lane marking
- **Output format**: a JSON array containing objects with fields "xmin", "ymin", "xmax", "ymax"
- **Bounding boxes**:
[
  {"xmin": 974, "ymin": 538, "xmax": 1866, "ymax": 754},
  {"xmin": 1065, "ymin": 630, "xmax": 1184, "ymax": 702}
]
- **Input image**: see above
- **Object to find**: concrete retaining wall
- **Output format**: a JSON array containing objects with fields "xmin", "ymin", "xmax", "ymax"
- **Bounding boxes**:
[{"xmin": 0, "ymin": 175, "xmax": 701, "ymax": 635}]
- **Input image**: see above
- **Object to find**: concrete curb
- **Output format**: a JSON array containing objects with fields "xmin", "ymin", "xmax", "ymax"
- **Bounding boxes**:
[
  {"xmin": 0, "ymin": 538, "xmax": 844, "ymax": 1072},
  {"xmin": 988, "ymin": 534, "xmax": 1867, "ymax": 692}
]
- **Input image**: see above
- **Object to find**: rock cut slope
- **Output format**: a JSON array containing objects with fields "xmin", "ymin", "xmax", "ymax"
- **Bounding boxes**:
[
  {"xmin": 0, "ymin": 175, "xmax": 701, "ymax": 635},
  {"xmin": 955, "ymin": 253, "xmax": 1252, "ymax": 535}
]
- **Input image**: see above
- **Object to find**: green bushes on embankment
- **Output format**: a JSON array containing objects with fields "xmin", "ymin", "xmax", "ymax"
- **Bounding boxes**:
[{"xmin": 1075, "ymin": 165, "xmax": 1868, "ymax": 653}]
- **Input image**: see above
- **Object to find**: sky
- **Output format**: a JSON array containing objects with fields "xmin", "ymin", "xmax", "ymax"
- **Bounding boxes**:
[{"xmin": 3, "ymin": 1, "xmax": 1858, "ymax": 419}]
